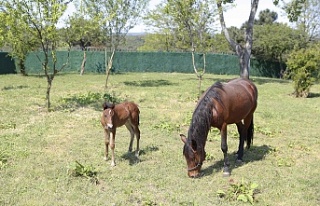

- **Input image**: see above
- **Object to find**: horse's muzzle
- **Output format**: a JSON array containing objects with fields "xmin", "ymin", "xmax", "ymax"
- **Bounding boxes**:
[{"xmin": 107, "ymin": 124, "xmax": 113, "ymax": 130}]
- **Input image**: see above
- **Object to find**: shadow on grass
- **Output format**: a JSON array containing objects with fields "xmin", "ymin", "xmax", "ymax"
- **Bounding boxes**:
[
  {"xmin": 1, "ymin": 85, "xmax": 29, "ymax": 91},
  {"xmin": 123, "ymin": 79, "xmax": 177, "ymax": 87},
  {"xmin": 201, "ymin": 144, "xmax": 272, "ymax": 177},
  {"xmin": 251, "ymin": 77, "xmax": 289, "ymax": 85},
  {"xmin": 121, "ymin": 145, "xmax": 159, "ymax": 166},
  {"xmin": 308, "ymin": 93, "xmax": 320, "ymax": 98},
  {"xmin": 185, "ymin": 77, "xmax": 289, "ymax": 87},
  {"xmin": 25, "ymin": 73, "xmax": 77, "ymax": 79}
]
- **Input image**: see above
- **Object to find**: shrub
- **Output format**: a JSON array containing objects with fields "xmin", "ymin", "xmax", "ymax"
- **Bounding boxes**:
[{"xmin": 286, "ymin": 44, "xmax": 320, "ymax": 97}]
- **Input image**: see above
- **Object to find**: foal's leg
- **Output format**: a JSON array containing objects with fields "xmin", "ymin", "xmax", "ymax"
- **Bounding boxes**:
[
  {"xmin": 134, "ymin": 125, "xmax": 140, "ymax": 157},
  {"xmin": 125, "ymin": 123, "xmax": 135, "ymax": 152},
  {"xmin": 236, "ymin": 122, "xmax": 246, "ymax": 162},
  {"xmin": 220, "ymin": 124, "xmax": 230, "ymax": 177},
  {"xmin": 104, "ymin": 130, "xmax": 110, "ymax": 161},
  {"xmin": 109, "ymin": 129, "xmax": 116, "ymax": 166}
]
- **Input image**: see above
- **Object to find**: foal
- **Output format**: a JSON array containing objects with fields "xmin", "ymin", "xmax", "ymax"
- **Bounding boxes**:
[{"xmin": 101, "ymin": 102, "xmax": 140, "ymax": 166}]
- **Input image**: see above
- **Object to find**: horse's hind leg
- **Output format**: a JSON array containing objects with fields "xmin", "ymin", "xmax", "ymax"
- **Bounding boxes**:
[
  {"xmin": 134, "ymin": 126, "xmax": 140, "ymax": 157},
  {"xmin": 125, "ymin": 123, "xmax": 135, "ymax": 152},
  {"xmin": 236, "ymin": 122, "xmax": 246, "ymax": 162},
  {"xmin": 220, "ymin": 124, "xmax": 230, "ymax": 177}
]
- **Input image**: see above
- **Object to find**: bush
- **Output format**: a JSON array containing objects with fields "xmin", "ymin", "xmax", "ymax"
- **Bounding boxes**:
[{"xmin": 285, "ymin": 44, "xmax": 320, "ymax": 97}]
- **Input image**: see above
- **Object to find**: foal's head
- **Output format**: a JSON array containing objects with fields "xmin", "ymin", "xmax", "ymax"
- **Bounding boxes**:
[
  {"xmin": 102, "ymin": 102, "xmax": 115, "ymax": 130},
  {"xmin": 180, "ymin": 134, "xmax": 204, "ymax": 178}
]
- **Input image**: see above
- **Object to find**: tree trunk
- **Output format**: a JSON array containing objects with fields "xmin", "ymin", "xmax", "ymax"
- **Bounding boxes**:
[
  {"xmin": 217, "ymin": 0, "xmax": 259, "ymax": 79},
  {"xmin": 46, "ymin": 76, "xmax": 53, "ymax": 111},
  {"xmin": 237, "ymin": 46, "xmax": 251, "ymax": 79},
  {"xmin": 80, "ymin": 50, "xmax": 86, "ymax": 75},
  {"xmin": 18, "ymin": 58, "xmax": 27, "ymax": 76},
  {"xmin": 105, "ymin": 49, "xmax": 115, "ymax": 89}
]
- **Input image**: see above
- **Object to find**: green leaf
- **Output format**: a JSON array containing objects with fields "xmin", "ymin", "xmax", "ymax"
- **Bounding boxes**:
[
  {"xmin": 237, "ymin": 194, "xmax": 248, "ymax": 202},
  {"xmin": 217, "ymin": 189, "xmax": 225, "ymax": 197},
  {"xmin": 251, "ymin": 182, "xmax": 259, "ymax": 189}
]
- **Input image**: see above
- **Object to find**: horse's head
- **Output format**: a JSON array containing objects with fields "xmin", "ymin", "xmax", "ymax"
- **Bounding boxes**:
[
  {"xmin": 101, "ymin": 108, "xmax": 115, "ymax": 130},
  {"xmin": 180, "ymin": 134, "xmax": 204, "ymax": 178}
]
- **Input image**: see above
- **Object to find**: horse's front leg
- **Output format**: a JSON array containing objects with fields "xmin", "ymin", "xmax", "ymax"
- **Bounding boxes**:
[
  {"xmin": 104, "ymin": 130, "xmax": 110, "ymax": 161},
  {"xmin": 220, "ymin": 124, "xmax": 230, "ymax": 177},
  {"xmin": 110, "ymin": 129, "xmax": 116, "ymax": 167}
]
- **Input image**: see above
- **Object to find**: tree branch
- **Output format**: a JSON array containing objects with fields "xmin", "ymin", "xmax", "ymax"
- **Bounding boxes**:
[{"xmin": 217, "ymin": 1, "xmax": 237, "ymax": 51}]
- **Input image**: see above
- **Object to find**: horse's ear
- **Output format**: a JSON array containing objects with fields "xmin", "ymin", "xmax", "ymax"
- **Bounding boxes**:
[
  {"xmin": 191, "ymin": 139, "xmax": 197, "ymax": 152},
  {"xmin": 102, "ymin": 102, "xmax": 108, "ymax": 110},
  {"xmin": 180, "ymin": 134, "xmax": 187, "ymax": 144}
]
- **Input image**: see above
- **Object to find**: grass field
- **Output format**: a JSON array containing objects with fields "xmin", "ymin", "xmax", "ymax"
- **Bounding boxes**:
[{"xmin": 0, "ymin": 73, "xmax": 319, "ymax": 206}]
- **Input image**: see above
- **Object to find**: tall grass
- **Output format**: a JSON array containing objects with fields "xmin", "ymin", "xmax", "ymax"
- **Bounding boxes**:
[{"xmin": 0, "ymin": 73, "xmax": 319, "ymax": 205}]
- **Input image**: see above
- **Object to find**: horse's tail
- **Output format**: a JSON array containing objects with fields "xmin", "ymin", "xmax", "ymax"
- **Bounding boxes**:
[{"xmin": 246, "ymin": 118, "xmax": 254, "ymax": 149}]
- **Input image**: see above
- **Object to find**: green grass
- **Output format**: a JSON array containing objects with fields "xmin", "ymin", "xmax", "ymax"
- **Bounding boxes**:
[{"xmin": 0, "ymin": 73, "xmax": 320, "ymax": 205}]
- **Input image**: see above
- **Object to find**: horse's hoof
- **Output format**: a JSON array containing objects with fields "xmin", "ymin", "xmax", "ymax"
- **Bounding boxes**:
[
  {"xmin": 235, "ymin": 159, "xmax": 244, "ymax": 166},
  {"xmin": 104, "ymin": 156, "xmax": 108, "ymax": 161},
  {"xmin": 223, "ymin": 172, "xmax": 231, "ymax": 177},
  {"xmin": 111, "ymin": 162, "xmax": 116, "ymax": 167},
  {"xmin": 135, "ymin": 151, "xmax": 140, "ymax": 157}
]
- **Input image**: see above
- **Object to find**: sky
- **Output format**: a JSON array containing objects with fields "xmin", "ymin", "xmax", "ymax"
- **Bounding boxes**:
[{"xmin": 61, "ymin": 0, "xmax": 290, "ymax": 33}]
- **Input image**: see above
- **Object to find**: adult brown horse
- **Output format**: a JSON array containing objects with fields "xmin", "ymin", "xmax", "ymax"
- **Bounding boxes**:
[
  {"xmin": 101, "ymin": 101, "xmax": 140, "ymax": 166},
  {"xmin": 180, "ymin": 78, "xmax": 258, "ymax": 178}
]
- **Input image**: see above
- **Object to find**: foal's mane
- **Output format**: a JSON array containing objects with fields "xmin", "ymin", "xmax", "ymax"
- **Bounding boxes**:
[
  {"xmin": 103, "ymin": 102, "xmax": 115, "ymax": 110},
  {"xmin": 188, "ymin": 82, "xmax": 224, "ymax": 144}
]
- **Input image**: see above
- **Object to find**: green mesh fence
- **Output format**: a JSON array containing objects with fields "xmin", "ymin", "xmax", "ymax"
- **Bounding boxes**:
[
  {"xmin": 3, "ymin": 51, "xmax": 281, "ymax": 77},
  {"xmin": 0, "ymin": 52, "xmax": 16, "ymax": 74}
]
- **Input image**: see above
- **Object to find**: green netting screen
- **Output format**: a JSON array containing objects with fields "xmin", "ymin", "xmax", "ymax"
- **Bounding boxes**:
[
  {"xmin": 4, "ymin": 51, "xmax": 281, "ymax": 77},
  {"xmin": 0, "ymin": 52, "xmax": 16, "ymax": 74}
]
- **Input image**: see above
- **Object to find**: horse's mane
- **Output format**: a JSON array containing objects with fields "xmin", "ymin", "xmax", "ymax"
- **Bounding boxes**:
[{"xmin": 188, "ymin": 82, "xmax": 224, "ymax": 145}]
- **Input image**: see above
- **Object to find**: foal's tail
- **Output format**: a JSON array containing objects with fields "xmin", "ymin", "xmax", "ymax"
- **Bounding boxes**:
[{"xmin": 246, "ymin": 118, "xmax": 254, "ymax": 149}]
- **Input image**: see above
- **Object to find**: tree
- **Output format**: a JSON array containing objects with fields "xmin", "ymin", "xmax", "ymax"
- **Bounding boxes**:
[
  {"xmin": 84, "ymin": 0, "xmax": 149, "ymax": 88},
  {"xmin": 2, "ymin": 0, "xmax": 72, "ymax": 110},
  {"xmin": 168, "ymin": 0, "xmax": 215, "ymax": 95},
  {"xmin": 285, "ymin": 43, "xmax": 320, "ymax": 97},
  {"xmin": 217, "ymin": 0, "xmax": 259, "ymax": 79},
  {"xmin": 143, "ymin": 0, "xmax": 217, "ymax": 52},
  {"xmin": 0, "ymin": 3, "xmax": 39, "ymax": 75},
  {"xmin": 274, "ymin": 0, "xmax": 307, "ymax": 22},
  {"xmin": 216, "ymin": 0, "xmax": 311, "ymax": 79},
  {"xmin": 138, "ymin": 33, "xmax": 175, "ymax": 51},
  {"xmin": 254, "ymin": 9, "xmax": 278, "ymax": 25},
  {"xmin": 66, "ymin": 0, "xmax": 103, "ymax": 75},
  {"xmin": 143, "ymin": 0, "xmax": 217, "ymax": 94},
  {"xmin": 252, "ymin": 23, "xmax": 306, "ymax": 77},
  {"xmin": 292, "ymin": 0, "xmax": 320, "ymax": 42},
  {"xmin": 211, "ymin": 33, "xmax": 233, "ymax": 53},
  {"xmin": 0, "ymin": 12, "xmax": 5, "ymax": 47}
]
